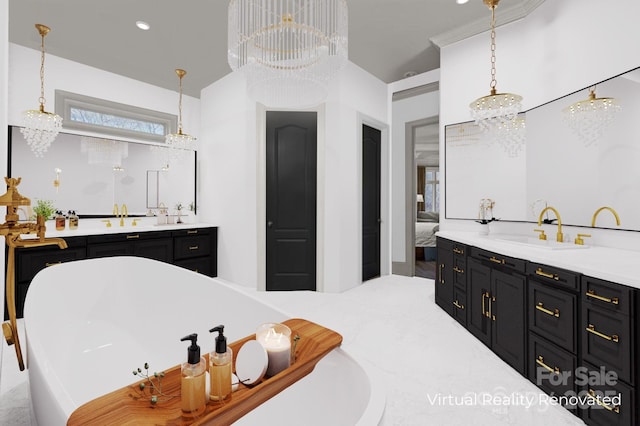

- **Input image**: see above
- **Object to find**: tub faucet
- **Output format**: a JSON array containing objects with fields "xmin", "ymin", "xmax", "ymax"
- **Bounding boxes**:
[
  {"xmin": 537, "ymin": 206, "xmax": 563, "ymax": 242},
  {"xmin": 591, "ymin": 206, "xmax": 620, "ymax": 227}
]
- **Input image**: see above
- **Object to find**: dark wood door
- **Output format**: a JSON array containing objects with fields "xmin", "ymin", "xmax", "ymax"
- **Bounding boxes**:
[
  {"xmin": 467, "ymin": 258, "xmax": 492, "ymax": 347},
  {"xmin": 491, "ymin": 268, "xmax": 526, "ymax": 375},
  {"xmin": 266, "ymin": 111, "xmax": 317, "ymax": 291},
  {"xmin": 362, "ymin": 124, "xmax": 381, "ymax": 281}
]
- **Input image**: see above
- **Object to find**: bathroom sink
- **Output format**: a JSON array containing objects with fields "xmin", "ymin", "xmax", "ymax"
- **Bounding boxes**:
[{"xmin": 485, "ymin": 234, "xmax": 590, "ymax": 250}]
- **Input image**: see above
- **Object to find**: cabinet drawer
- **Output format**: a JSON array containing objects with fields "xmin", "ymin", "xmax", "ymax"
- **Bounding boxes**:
[
  {"xmin": 16, "ymin": 246, "xmax": 87, "ymax": 282},
  {"xmin": 581, "ymin": 305, "xmax": 633, "ymax": 385},
  {"xmin": 469, "ymin": 247, "xmax": 526, "ymax": 273},
  {"xmin": 171, "ymin": 227, "xmax": 211, "ymax": 238},
  {"xmin": 87, "ymin": 230, "xmax": 172, "ymax": 244},
  {"xmin": 582, "ymin": 276, "xmax": 633, "ymax": 316},
  {"xmin": 174, "ymin": 257, "xmax": 213, "ymax": 277},
  {"xmin": 529, "ymin": 280, "xmax": 577, "ymax": 353},
  {"xmin": 529, "ymin": 332, "xmax": 577, "ymax": 403},
  {"xmin": 174, "ymin": 235, "xmax": 211, "ymax": 260},
  {"xmin": 527, "ymin": 262, "xmax": 579, "ymax": 292},
  {"xmin": 452, "ymin": 256, "xmax": 466, "ymax": 289},
  {"xmin": 580, "ymin": 361, "xmax": 635, "ymax": 426},
  {"xmin": 452, "ymin": 287, "xmax": 466, "ymax": 326}
]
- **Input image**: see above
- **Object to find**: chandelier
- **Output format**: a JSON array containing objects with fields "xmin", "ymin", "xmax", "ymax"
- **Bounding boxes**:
[
  {"xmin": 228, "ymin": 0, "xmax": 348, "ymax": 108},
  {"xmin": 562, "ymin": 86, "xmax": 620, "ymax": 147},
  {"xmin": 469, "ymin": 0, "xmax": 523, "ymax": 147},
  {"xmin": 20, "ymin": 24, "xmax": 63, "ymax": 157},
  {"xmin": 165, "ymin": 69, "xmax": 196, "ymax": 152},
  {"xmin": 80, "ymin": 137, "xmax": 129, "ymax": 167}
]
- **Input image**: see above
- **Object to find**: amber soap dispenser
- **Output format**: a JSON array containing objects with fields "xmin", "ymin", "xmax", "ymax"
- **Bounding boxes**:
[
  {"xmin": 180, "ymin": 333, "xmax": 207, "ymax": 414},
  {"xmin": 209, "ymin": 325, "xmax": 232, "ymax": 401}
]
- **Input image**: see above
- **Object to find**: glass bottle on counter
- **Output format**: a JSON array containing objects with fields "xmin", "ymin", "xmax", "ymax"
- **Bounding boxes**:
[
  {"xmin": 55, "ymin": 210, "xmax": 66, "ymax": 231},
  {"xmin": 68, "ymin": 210, "xmax": 79, "ymax": 230}
]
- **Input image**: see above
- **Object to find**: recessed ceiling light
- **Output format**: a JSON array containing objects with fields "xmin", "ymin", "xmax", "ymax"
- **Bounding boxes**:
[
  {"xmin": 456, "ymin": 0, "xmax": 469, "ymax": 4},
  {"xmin": 136, "ymin": 21, "xmax": 150, "ymax": 30}
]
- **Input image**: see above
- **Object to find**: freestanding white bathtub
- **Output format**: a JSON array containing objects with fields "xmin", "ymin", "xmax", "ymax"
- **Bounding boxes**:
[{"xmin": 24, "ymin": 256, "xmax": 385, "ymax": 425}]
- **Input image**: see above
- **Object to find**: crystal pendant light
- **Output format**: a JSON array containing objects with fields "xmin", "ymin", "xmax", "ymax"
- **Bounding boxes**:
[
  {"xmin": 20, "ymin": 24, "xmax": 63, "ymax": 158},
  {"xmin": 562, "ymin": 86, "xmax": 620, "ymax": 147},
  {"xmin": 165, "ymin": 69, "xmax": 196, "ymax": 152},
  {"xmin": 228, "ymin": 0, "xmax": 348, "ymax": 108},
  {"xmin": 469, "ymin": 0, "xmax": 523, "ymax": 153}
]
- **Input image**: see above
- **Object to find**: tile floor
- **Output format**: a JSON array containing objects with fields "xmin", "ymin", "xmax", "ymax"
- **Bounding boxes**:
[{"xmin": 0, "ymin": 274, "xmax": 586, "ymax": 425}]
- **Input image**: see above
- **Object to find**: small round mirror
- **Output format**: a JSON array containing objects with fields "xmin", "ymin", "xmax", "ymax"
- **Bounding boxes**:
[{"xmin": 235, "ymin": 340, "xmax": 268, "ymax": 386}]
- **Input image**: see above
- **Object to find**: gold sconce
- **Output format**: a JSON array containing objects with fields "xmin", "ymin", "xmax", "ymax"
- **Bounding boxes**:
[{"xmin": 53, "ymin": 168, "xmax": 61, "ymax": 192}]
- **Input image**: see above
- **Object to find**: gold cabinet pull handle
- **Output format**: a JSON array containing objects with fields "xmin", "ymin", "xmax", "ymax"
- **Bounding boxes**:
[
  {"xmin": 439, "ymin": 263, "xmax": 445, "ymax": 284},
  {"xmin": 189, "ymin": 245, "xmax": 199, "ymax": 250},
  {"xmin": 453, "ymin": 300, "xmax": 464, "ymax": 310},
  {"xmin": 586, "ymin": 324, "xmax": 619, "ymax": 343},
  {"xmin": 453, "ymin": 266, "xmax": 464, "ymax": 274},
  {"xmin": 535, "ymin": 268, "xmax": 559, "ymax": 280},
  {"xmin": 481, "ymin": 292, "xmax": 486, "ymax": 317},
  {"xmin": 126, "ymin": 234, "xmax": 140, "ymax": 239},
  {"xmin": 489, "ymin": 256, "xmax": 504, "ymax": 265},
  {"xmin": 45, "ymin": 261, "xmax": 62, "ymax": 267},
  {"xmin": 587, "ymin": 389, "xmax": 620, "ymax": 414},
  {"xmin": 491, "ymin": 295, "xmax": 496, "ymax": 321},
  {"xmin": 586, "ymin": 289, "xmax": 619, "ymax": 305},
  {"xmin": 535, "ymin": 302, "xmax": 560, "ymax": 318},
  {"xmin": 453, "ymin": 248, "xmax": 464, "ymax": 255},
  {"xmin": 536, "ymin": 355, "xmax": 560, "ymax": 374},
  {"xmin": 187, "ymin": 230, "xmax": 199, "ymax": 234}
]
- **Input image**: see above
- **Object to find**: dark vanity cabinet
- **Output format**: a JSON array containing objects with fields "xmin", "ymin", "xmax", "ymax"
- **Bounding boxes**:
[
  {"xmin": 467, "ymin": 247, "xmax": 527, "ymax": 375},
  {"xmin": 172, "ymin": 227, "xmax": 217, "ymax": 276},
  {"xmin": 436, "ymin": 237, "xmax": 467, "ymax": 324},
  {"xmin": 580, "ymin": 276, "xmax": 637, "ymax": 426},
  {"xmin": 434, "ymin": 237, "xmax": 639, "ymax": 426},
  {"xmin": 527, "ymin": 262, "xmax": 579, "ymax": 409},
  {"xmin": 6, "ymin": 236, "xmax": 87, "ymax": 319},
  {"xmin": 5, "ymin": 226, "xmax": 218, "ymax": 320},
  {"xmin": 87, "ymin": 230, "xmax": 173, "ymax": 262}
]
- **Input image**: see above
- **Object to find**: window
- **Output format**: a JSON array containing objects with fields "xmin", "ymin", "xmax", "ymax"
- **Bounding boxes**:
[
  {"xmin": 424, "ymin": 168, "xmax": 440, "ymax": 212},
  {"xmin": 55, "ymin": 90, "xmax": 176, "ymax": 142}
]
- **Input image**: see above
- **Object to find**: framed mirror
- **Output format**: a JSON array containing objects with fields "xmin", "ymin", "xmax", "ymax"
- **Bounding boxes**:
[
  {"xmin": 8, "ymin": 126, "xmax": 197, "ymax": 217},
  {"xmin": 445, "ymin": 66, "xmax": 640, "ymax": 231}
]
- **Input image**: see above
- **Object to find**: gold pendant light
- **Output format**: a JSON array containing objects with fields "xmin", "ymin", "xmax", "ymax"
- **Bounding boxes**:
[
  {"xmin": 165, "ymin": 69, "xmax": 196, "ymax": 153},
  {"xmin": 469, "ymin": 0, "xmax": 523, "ymax": 154},
  {"xmin": 562, "ymin": 85, "xmax": 620, "ymax": 146},
  {"xmin": 20, "ymin": 24, "xmax": 63, "ymax": 157}
]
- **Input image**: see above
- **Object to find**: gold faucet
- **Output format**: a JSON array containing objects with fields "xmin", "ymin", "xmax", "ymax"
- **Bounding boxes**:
[
  {"xmin": 537, "ymin": 206, "xmax": 563, "ymax": 242},
  {"xmin": 113, "ymin": 203, "xmax": 119, "ymax": 216},
  {"xmin": 591, "ymin": 206, "xmax": 620, "ymax": 227},
  {"xmin": 119, "ymin": 204, "xmax": 128, "ymax": 226},
  {"xmin": 0, "ymin": 177, "xmax": 67, "ymax": 371}
]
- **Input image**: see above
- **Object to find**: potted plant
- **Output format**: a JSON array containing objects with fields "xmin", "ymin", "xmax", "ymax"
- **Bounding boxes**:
[
  {"xmin": 32, "ymin": 199, "xmax": 56, "ymax": 222},
  {"xmin": 175, "ymin": 203, "xmax": 184, "ymax": 224}
]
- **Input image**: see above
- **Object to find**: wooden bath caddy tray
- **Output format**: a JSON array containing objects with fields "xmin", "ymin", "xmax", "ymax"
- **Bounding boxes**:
[{"xmin": 68, "ymin": 318, "xmax": 342, "ymax": 425}]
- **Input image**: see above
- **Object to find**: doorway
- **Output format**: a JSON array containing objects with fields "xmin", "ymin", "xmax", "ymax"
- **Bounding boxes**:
[
  {"xmin": 362, "ymin": 124, "xmax": 381, "ymax": 281},
  {"xmin": 265, "ymin": 111, "xmax": 317, "ymax": 291}
]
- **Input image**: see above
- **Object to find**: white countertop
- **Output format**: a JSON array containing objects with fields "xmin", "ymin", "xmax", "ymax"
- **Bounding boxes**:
[
  {"xmin": 23, "ymin": 218, "xmax": 217, "ymax": 238},
  {"xmin": 438, "ymin": 230, "xmax": 640, "ymax": 290}
]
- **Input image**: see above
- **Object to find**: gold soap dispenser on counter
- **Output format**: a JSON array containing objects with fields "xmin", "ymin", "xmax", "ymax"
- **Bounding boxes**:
[{"xmin": 0, "ymin": 177, "xmax": 67, "ymax": 370}]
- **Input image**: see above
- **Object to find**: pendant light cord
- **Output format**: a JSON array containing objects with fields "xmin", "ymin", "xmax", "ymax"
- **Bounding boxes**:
[
  {"xmin": 489, "ymin": 5, "xmax": 497, "ymax": 96},
  {"xmin": 39, "ymin": 32, "xmax": 46, "ymax": 112}
]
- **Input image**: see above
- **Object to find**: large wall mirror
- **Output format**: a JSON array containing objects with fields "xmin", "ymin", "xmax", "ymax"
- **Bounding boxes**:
[
  {"xmin": 9, "ymin": 127, "xmax": 197, "ymax": 216},
  {"xmin": 446, "ymin": 66, "xmax": 640, "ymax": 231}
]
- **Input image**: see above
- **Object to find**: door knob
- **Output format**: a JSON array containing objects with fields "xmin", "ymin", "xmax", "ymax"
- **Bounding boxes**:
[{"xmin": 267, "ymin": 221, "xmax": 273, "ymax": 227}]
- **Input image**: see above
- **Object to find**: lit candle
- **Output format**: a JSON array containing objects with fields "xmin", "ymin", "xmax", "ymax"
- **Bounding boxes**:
[{"xmin": 256, "ymin": 323, "xmax": 291, "ymax": 377}]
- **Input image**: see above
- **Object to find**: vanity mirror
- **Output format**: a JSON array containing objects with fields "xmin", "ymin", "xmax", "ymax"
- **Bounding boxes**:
[
  {"xmin": 446, "ymin": 66, "xmax": 640, "ymax": 231},
  {"xmin": 8, "ymin": 126, "xmax": 197, "ymax": 217}
]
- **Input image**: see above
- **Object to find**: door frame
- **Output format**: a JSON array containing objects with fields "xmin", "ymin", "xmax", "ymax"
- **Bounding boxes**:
[
  {"xmin": 358, "ymin": 113, "xmax": 390, "ymax": 282},
  {"xmin": 404, "ymin": 116, "xmax": 439, "ymax": 276},
  {"xmin": 256, "ymin": 104, "xmax": 326, "ymax": 292}
]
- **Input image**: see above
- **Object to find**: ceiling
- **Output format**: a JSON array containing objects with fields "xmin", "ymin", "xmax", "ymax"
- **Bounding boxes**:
[{"xmin": 8, "ymin": 0, "xmax": 541, "ymax": 99}]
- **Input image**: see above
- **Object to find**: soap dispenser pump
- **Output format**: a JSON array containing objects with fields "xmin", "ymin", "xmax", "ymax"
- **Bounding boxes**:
[
  {"xmin": 209, "ymin": 325, "xmax": 233, "ymax": 401},
  {"xmin": 180, "ymin": 333, "xmax": 207, "ymax": 414}
]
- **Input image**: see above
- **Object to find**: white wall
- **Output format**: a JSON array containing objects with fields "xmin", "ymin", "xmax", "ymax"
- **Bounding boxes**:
[
  {"xmin": 440, "ymin": 0, "xmax": 640, "ymax": 249},
  {"xmin": 8, "ymin": 44, "xmax": 200, "ymax": 137},
  {"xmin": 198, "ymin": 61, "xmax": 388, "ymax": 293}
]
